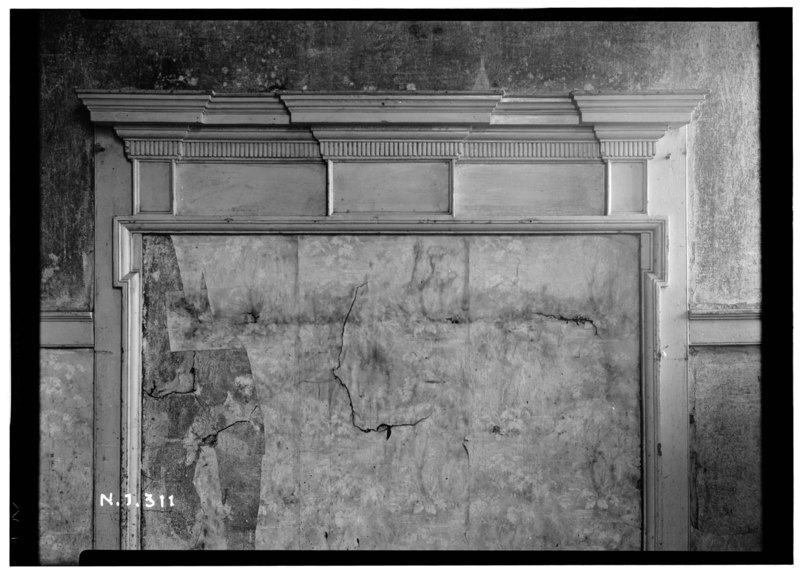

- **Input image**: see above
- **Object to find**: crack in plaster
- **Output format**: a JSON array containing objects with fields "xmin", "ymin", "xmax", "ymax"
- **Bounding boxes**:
[
  {"xmin": 331, "ymin": 281, "xmax": 432, "ymax": 440},
  {"xmin": 532, "ymin": 312, "xmax": 599, "ymax": 335},
  {"xmin": 198, "ymin": 405, "xmax": 261, "ymax": 447}
]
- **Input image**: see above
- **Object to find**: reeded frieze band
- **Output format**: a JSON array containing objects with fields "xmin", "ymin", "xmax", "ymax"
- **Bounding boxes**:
[
  {"xmin": 124, "ymin": 138, "xmax": 321, "ymax": 160},
  {"xmin": 125, "ymin": 139, "xmax": 183, "ymax": 158},
  {"xmin": 600, "ymin": 140, "xmax": 658, "ymax": 160},
  {"xmin": 461, "ymin": 140, "xmax": 600, "ymax": 160},
  {"xmin": 123, "ymin": 135, "xmax": 617, "ymax": 161},
  {"xmin": 320, "ymin": 140, "xmax": 462, "ymax": 159},
  {"xmin": 312, "ymin": 127, "xmax": 468, "ymax": 160},
  {"xmin": 183, "ymin": 140, "xmax": 320, "ymax": 159}
]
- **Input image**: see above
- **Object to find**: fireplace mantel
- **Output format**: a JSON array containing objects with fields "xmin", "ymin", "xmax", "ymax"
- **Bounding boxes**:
[{"xmin": 80, "ymin": 90, "xmax": 706, "ymax": 552}]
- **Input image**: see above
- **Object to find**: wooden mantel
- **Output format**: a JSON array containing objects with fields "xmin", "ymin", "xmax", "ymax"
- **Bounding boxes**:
[{"xmin": 79, "ymin": 90, "xmax": 706, "ymax": 552}]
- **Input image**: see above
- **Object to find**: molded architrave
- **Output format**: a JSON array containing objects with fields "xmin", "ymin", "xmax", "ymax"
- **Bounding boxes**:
[
  {"xmin": 81, "ymin": 90, "xmax": 706, "ymax": 553},
  {"xmin": 113, "ymin": 216, "xmax": 667, "ymax": 551}
]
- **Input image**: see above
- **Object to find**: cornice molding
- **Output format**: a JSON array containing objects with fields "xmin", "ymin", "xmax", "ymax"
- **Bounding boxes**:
[
  {"xmin": 573, "ymin": 91, "xmax": 707, "ymax": 159},
  {"xmin": 202, "ymin": 95, "xmax": 290, "ymax": 125},
  {"xmin": 281, "ymin": 92, "xmax": 503, "ymax": 124},
  {"xmin": 79, "ymin": 91, "xmax": 212, "ymax": 123},
  {"xmin": 490, "ymin": 96, "xmax": 579, "ymax": 125},
  {"xmin": 571, "ymin": 91, "xmax": 708, "ymax": 127},
  {"xmin": 80, "ymin": 90, "xmax": 707, "ymax": 161}
]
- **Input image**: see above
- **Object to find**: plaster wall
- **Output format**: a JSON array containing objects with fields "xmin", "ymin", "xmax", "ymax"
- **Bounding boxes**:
[{"xmin": 39, "ymin": 349, "xmax": 94, "ymax": 563}]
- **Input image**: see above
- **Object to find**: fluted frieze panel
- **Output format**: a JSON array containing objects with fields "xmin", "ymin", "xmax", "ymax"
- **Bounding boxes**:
[
  {"xmin": 125, "ymin": 139, "xmax": 184, "ymax": 158},
  {"xmin": 320, "ymin": 139, "xmax": 462, "ymax": 159},
  {"xmin": 183, "ymin": 140, "xmax": 320, "ymax": 159},
  {"xmin": 462, "ymin": 140, "xmax": 600, "ymax": 160},
  {"xmin": 124, "ymin": 136, "xmax": 607, "ymax": 161},
  {"xmin": 600, "ymin": 140, "xmax": 657, "ymax": 159},
  {"xmin": 124, "ymin": 139, "xmax": 321, "ymax": 160}
]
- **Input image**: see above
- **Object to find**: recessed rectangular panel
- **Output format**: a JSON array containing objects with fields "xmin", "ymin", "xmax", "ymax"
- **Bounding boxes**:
[
  {"xmin": 177, "ymin": 163, "xmax": 327, "ymax": 216},
  {"xmin": 609, "ymin": 161, "xmax": 646, "ymax": 214},
  {"xmin": 141, "ymin": 233, "xmax": 641, "ymax": 550},
  {"xmin": 138, "ymin": 161, "xmax": 172, "ymax": 213},
  {"xmin": 332, "ymin": 162, "xmax": 450, "ymax": 213},
  {"xmin": 454, "ymin": 163, "xmax": 604, "ymax": 217}
]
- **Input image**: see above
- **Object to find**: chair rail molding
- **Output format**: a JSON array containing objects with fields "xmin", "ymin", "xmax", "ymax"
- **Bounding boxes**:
[
  {"xmin": 39, "ymin": 311, "xmax": 94, "ymax": 348},
  {"xmin": 688, "ymin": 310, "xmax": 762, "ymax": 346},
  {"xmin": 79, "ymin": 89, "xmax": 706, "ymax": 552}
]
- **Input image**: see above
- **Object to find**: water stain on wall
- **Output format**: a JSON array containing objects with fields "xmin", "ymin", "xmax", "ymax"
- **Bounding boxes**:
[{"xmin": 141, "ymin": 233, "xmax": 641, "ymax": 550}]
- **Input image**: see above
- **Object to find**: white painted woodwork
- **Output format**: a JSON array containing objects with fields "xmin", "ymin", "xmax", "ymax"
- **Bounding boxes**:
[
  {"xmin": 176, "ymin": 163, "xmax": 327, "ymax": 216},
  {"xmin": 39, "ymin": 312, "xmax": 94, "ymax": 347},
  {"xmin": 136, "ymin": 161, "xmax": 172, "ymax": 213},
  {"xmin": 454, "ymin": 162, "xmax": 605, "ymax": 217},
  {"xmin": 332, "ymin": 161, "xmax": 451, "ymax": 214},
  {"xmin": 609, "ymin": 161, "xmax": 647, "ymax": 214},
  {"xmin": 689, "ymin": 311, "xmax": 762, "ymax": 346}
]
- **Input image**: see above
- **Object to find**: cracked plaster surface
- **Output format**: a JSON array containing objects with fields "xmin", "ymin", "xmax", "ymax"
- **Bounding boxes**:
[{"xmin": 142, "ymin": 233, "xmax": 641, "ymax": 550}]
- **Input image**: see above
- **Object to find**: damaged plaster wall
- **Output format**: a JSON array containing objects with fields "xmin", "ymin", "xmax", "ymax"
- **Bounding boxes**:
[{"xmin": 141, "ymin": 233, "xmax": 641, "ymax": 550}]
